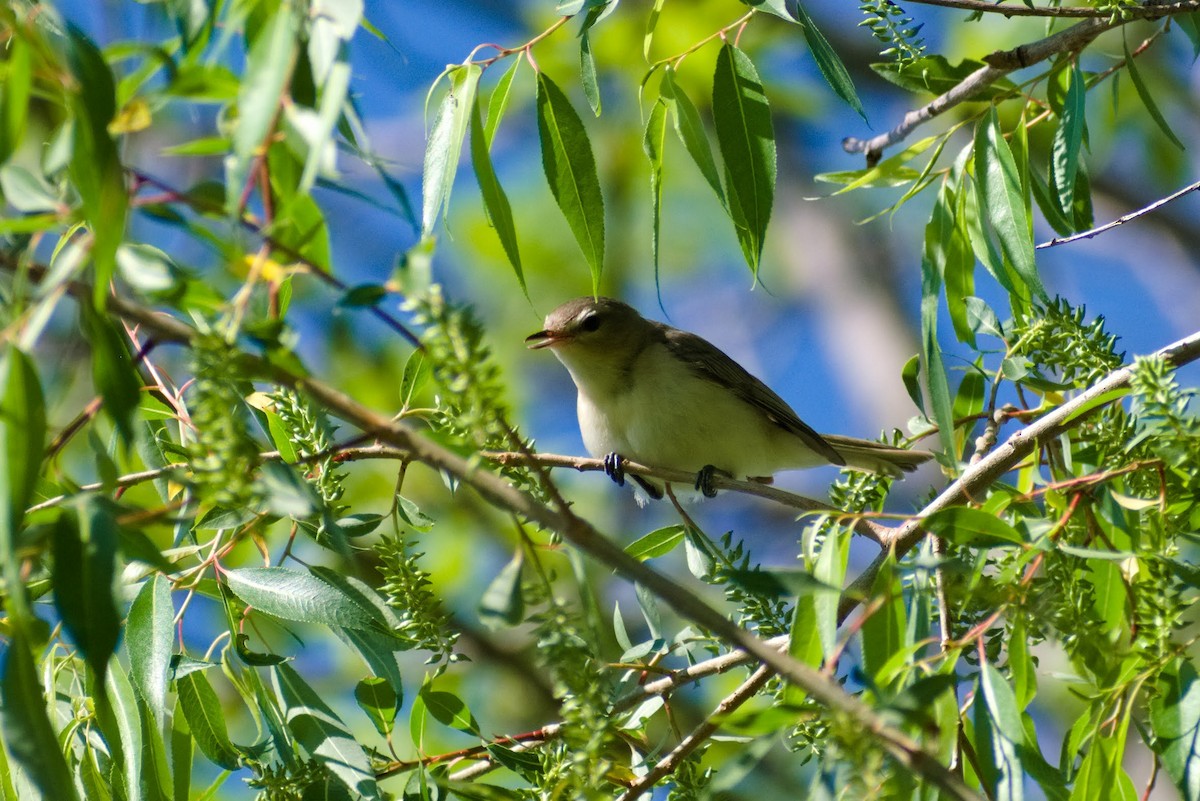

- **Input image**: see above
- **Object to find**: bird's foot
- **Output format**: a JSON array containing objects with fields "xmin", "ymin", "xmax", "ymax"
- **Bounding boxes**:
[
  {"xmin": 694, "ymin": 464, "xmax": 730, "ymax": 498},
  {"xmin": 603, "ymin": 452, "xmax": 626, "ymax": 487}
]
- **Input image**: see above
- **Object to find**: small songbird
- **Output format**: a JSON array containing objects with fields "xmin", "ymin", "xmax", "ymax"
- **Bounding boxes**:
[{"xmin": 525, "ymin": 297, "xmax": 932, "ymax": 499}]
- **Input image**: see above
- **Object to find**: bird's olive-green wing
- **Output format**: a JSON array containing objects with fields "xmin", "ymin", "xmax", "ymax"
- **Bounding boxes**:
[{"xmin": 659, "ymin": 324, "xmax": 845, "ymax": 465}]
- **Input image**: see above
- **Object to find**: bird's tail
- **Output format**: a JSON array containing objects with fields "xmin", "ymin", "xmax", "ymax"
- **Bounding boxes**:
[{"xmin": 822, "ymin": 435, "xmax": 934, "ymax": 479}]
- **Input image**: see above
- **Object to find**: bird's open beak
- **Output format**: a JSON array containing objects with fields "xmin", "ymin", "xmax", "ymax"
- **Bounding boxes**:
[{"xmin": 525, "ymin": 329, "xmax": 563, "ymax": 349}]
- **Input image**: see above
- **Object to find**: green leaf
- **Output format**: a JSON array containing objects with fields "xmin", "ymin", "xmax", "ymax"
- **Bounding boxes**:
[
  {"xmin": 921, "ymin": 169, "xmax": 961, "ymax": 464},
  {"xmin": 484, "ymin": 57, "xmax": 521, "ymax": 149},
  {"xmin": 399, "ymin": 350, "xmax": 431, "ymax": 411},
  {"xmin": 625, "ymin": 524, "xmax": 685, "ymax": 560},
  {"xmin": 0, "ymin": 164, "xmax": 60, "ymax": 213},
  {"xmin": 861, "ymin": 555, "xmax": 906, "ymax": 686},
  {"xmin": 257, "ymin": 461, "xmax": 319, "ymax": 519},
  {"xmin": 1124, "ymin": 35, "xmax": 1184, "ymax": 150},
  {"xmin": 944, "ymin": 180, "xmax": 976, "ymax": 347},
  {"xmin": 922, "ymin": 506, "xmax": 1025, "ymax": 548},
  {"xmin": 0, "ymin": 349, "xmax": 46, "ymax": 625},
  {"xmin": 661, "ymin": 67, "xmax": 725, "ymax": 209},
  {"xmin": 224, "ymin": 567, "xmax": 392, "ymax": 633},
  {"xmin": 974, "ymin": 106, "xmax": 1046, "ymax": 302},
  {"xmin": 791, "ymin": 2, "xmax": 864, "ymax": 118},
  {"xmin": 419, "ymin": 687, "xmax": 481, "ymax": 736},
  {"xmin": 1151, "ymin": 659, "xmax": 1200, "ymax": 801},
  {"xmin": 1051, "ymin": 63, "xmax": 1086, "ymax": 219},
  {"xmin": 422, "ymin": 63, "xmax": 482, "ymax": 235},
  {"xmin": 355, "ymin": 677, "xmax": 398, "ymax": 737},
  {"xmin": 642, "ymin": 97, "xmax": 668, "ymax": 293},
  {"xmin": 872, "ymin": 56, "xmax": 1016, "ymax": 99},
  {"xmin": 976, "ymin": 662, "xmax": 1026, "ymax": 801},
  {"xmin": 81, "ymin": 305, "xmax": 143, "ymax": 446},
  {"xmin": 127, "ymin": 576, "xmax": 175, "ymax": 729},
  {"xmin": 103, "ymin": 660, "xmax": 152, "ymax": 801},
  {"xmin": 0, "ymin": 36, "xmax": 31, "ymax": 163},
  {"xmin": 899, "ymin": 354, "xmax": 926, "ymax": 417},
  {"xmin": 471, "ymin": 94, "xmax": 524, "ymax": 291},
  {"xmin": 228, "ymin": 4, "xmax": 300, "ymax": 211},
  {"xmin": 117, "ymin": 243, "xmax": 181, "ymax": 294},
  {"xmin": 536, "ymin": 71, "xmax": 606, "ymax": 294},
  {"xmin": 479, "ymin": 550, "xmax": 525, "ymax": 627},
  {"xmin": 273, "ymin": 663, "xmax": 381, "ymax": 800},
  {"xmin": 712, "ymin": 43, "xmax": 776, "ymax": 276},
  {"xmin": 176, "ymin": 672, "xmax": 240, "ymax": 770},
  {"xmin": 52, "ymin": 504, "xmax": 121, "ymax": 683},
  {"xmin": 0, "ymin": 633, "xmax": 80, "ymax": 801},
  {"xmin": 66, "ymin": 25, "xmax": 127, "ymax": 305},
  {"xmin": 337, "ymin": 284, "xmax": 387, "ymax": 308},
  {"xmin": 580, "ymin": 32, "xmax": 601, "ymax": 116}
]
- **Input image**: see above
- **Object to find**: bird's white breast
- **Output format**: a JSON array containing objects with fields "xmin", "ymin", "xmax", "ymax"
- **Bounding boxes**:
[{"xmin": 564, "ymin": 342, "xmax": 825, "ymax": 479}]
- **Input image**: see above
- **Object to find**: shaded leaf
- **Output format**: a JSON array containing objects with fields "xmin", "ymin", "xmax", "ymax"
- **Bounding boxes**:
[
  {"xmin": 625, "ymin": 524, "xmax": 685, "ymax": 560},
  {"xmin": 355, "ymin": 677, "xmax": 398, "ymax": 737},
  {"xmin": 52, "ymin": 504, "xmax": 121, "ymax": 683},
  {"xmin": 479, "ymin": 550, "xmax": 525, "ymax": 627},
  {"xmin": 642, "ymin": 97, "xmax": 668, "ymax": 294},
  {"xmin": 922, "ymin": 506, "xmax": 1025, "ymax": 548},
  {"xmin": 1151, "ymin": 659, "xmax": 1200, "ymax": 801},
  {"xmin": 177, "ymin": 672, "xmax": 240, "ymax": 770},
  {"xmin": 661, "ymin": 67, "xmax": 725, "ymax": 208},
  {"xmin": 81, "ymin": 306, "xmax": 143, "ymax": 446},
  {"xmin": 792, "ymin": 2, "xmax": 864, "ymax": 118},
  {"xmin": 420, "ymin": 687, "xmax": 481, "ymax": 736},
  {"xmin": 0, "ymin": 633, "xmax": 80, "ymax": 801},
  {"xmin": 471, "ymin": 94, "xmax": 523, "ymax": 291},
  {"xmin": 1051, "ymin": 62, "xmax": 1086, "ymax": 219},
  {"xmin": 872, "ymin": 56, "xmax": 1015, "ymax": 99},
  {"xmin": 1124, "ymin": 35, "xmax": 1184, "ymax": 150},
  {"xmin": 274, "ymin": 663, "xmax": 381, "ymax": 800}
]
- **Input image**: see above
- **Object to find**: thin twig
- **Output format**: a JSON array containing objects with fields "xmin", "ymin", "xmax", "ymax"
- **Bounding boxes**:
[
  {"xmin": 903, "ymin": 0, "xmax": 1200, "ymax": 18},
  {"xmin": 617, "ymin": 665, "xmax": 774, "ymax": 801},
  {"xmin": 843, "ymin": 16, "xmax": 1117, "ymax": 164},
  {"xmin": 1036, "ymin": 178, "xmax": 1200, "ymax": 249}
]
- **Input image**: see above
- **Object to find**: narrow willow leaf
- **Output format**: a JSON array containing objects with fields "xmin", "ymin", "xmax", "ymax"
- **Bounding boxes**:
[
  {"xmin": 170, "ymin": 698, "xmax": 194, "ymax": 801},
  {"xmin": 227, "ymin": 4, "xmax": 300, "ymax": 211},
  {"xmin": 478, "ymin": 551, "xmax": 524, "ymax": 627},
  {"xmin": 355, "ymin": 677, "xmax": 398, "ymax": 737},
  {"xmin": 224, "ymin": 567, "xmax": 391, "ymax": 633},
  {"xmin": 921, "ymin": 171, "xmax": 961, "ymax": 463},
  {"xmin": 1151, "ymin": 659, "xmax": 1200, "ymax": 800},
  {"xmin": 644, "ymin": 0, "xmax": 666, "ymax": 59},
  {"xmin": 1030, "ymin": 166, "xmax": 1075, "ymax": 238},
  {"xmin": 177, "ymin": 672, "xmax": 240, "ymax": 770},
  {"xmin": 791, "ymin": 1, "xmax": 865, "ymax": 119},
  {"xmin": 273, "ymin": 663, "xmax": 381, "ymax": 800},
  {"xmin": 484, "ymin": 57, "xmax": 520, "ymax": 149},
  {"xmin": 974, "ymin": 107, "xmax": 1046, "ymax": 302},
  {"xmin": 977, "ymin": 663, "xmax": 1026, "ymax": 801},
  {"xmin": 127, "ymin": 576, "xmax": 174, "ymax": 729},
  {"xmin": 104, "ymin": 661, "xmax": 146, "ymax": 801},
  {"xmin": 421, "ymin": 63, "xmax": 482, "ymax": 235},
  {"xmin": 419, "ymin": 687, "xmax": 481, "ymax": 736},
  {"xmin": 861, "ymin": 555, "xmax": 906, "ymax": 684},
  {"xmin": 944, "ymin": 182, "xmax": 976, "ymax": 347},
  {"xmin": 65, "ymin": 26, "xmax": 127, "ymax": 304},
  {"xmin": 642, "ymin": 97, "xmax": 668, "ymax": 292},
  {"xmin": 922, "ymin": 506, "xmax": 1024, "ymax": 548},
  {"xmin": 536, "ymin": 71, "xmax": 605, "ymax": 293},
  {"xmin": 0, "ymin": 36, "xmax": 31, "ymax": 163},
  {"xmin": 661, "ymin": 67, "xmax": 725, "ymax": 208},
  {"xmin": 580, "ymin": 32, "xmax": 601, "ymax": 116},
  {"xmin": 625, "ymin": 524, "xmax": 684, "ymax": 561},
  {"xmin": 712, "ymin": 44, "xmax": 776, "ymax": 276},
  {"xmin": 1051, "ymin": 63, "xmax": 1085, "ymax": 218},
  {"xmin": 470, "ymin": 95, "xmax": 523, "ymax": 291},
  {"xmin": 82, "ymin": 305, "xmax": 142, "ymax": 446},
  {"xmin": 1124, "ymin": 35, "xmax": 1184, "ymax": 150},
  {"xmin": 52, "ymin": 505, "xmax": 121, "ymax": 683},
  {"xmin": 0, "ymin": 634, "xmax": 80, "ymax": 801},
  {"xmin": 0, "ymin": 349, "xmax": 46, "ymax": 624}
]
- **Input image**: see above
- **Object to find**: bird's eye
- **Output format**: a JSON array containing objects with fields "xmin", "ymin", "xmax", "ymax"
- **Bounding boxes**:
[{"xmin": 579, "ymin": 313, "xmax": 602, "ymax": 332}]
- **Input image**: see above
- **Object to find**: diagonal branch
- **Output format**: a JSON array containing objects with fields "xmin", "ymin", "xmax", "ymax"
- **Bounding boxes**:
[
  {"xmin": 836, "ymin": 328, "xmax": 1200, "ymax": 624},
  {"xmin": 15, "ymin": 262, "xmax": 982, "ymax": 800},
  {"xmin": 843, "ymin": 16, "xmax": 1117, "ymax": 165},
  {"xmin": 1036, "ymin": 178, "xmax": 1200, "ymax": 250},
  {"xmin": 903, "ymin": 0, "xmax": 1200, "ymax": 18}
]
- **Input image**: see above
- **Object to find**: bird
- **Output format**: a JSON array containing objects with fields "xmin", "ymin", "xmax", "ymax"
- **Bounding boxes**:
[{"xmin": 525, "ymin": 297, "xmax": 932, "ymax": 499}]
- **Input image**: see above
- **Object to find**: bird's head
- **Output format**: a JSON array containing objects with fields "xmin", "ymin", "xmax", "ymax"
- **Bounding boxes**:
[{"xmin": 526, "ymin": 297, "xmax": 657, "ymax": 383}]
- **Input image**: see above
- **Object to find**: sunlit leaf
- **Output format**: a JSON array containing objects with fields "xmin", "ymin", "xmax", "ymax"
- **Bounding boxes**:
[
  {"xmin": 471, "ymin": 94, "xmax": 524, "ymax": 291},
  {"xmin": 422, "ymin": 63, "xmax": 482, "ymax": 235},
  {"xmin": 177, "ymin": 672, "xmax": 241, "ymax": 770},
  {"xmin": 536, "ymin": 71, "xmax": 606, "ymax": 294}
]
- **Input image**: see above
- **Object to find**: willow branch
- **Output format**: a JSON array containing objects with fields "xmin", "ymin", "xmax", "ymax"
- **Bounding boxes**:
[
  {"xmin": 483, "ymin": 450, "xmax": 892, "ymax": 544},
  {"xmin": 843, "ymin": 16, "xmax": 1116, "ymax": 164},
  {"xmin": 1036, "ymin": 178, "xmax": 1200, "ymax": 250},
  {"xmin": 903, "ymin": 0, "xmax": 1200, "ymax": 17},
  {"xmin": 22, "ymin": 266, "xmax": 980, "ymax": 800},
  {"xmin": 618, "ymin": 664, "xmax": 774, "ymax": 801},
  {"xmin": 836, "ymin": 328, "xmax": 1200, "ymax": 625}
]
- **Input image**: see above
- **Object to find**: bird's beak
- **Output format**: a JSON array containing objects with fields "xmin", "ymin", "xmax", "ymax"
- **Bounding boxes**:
[{"xmin": 525, "ymin": 329, "xmax": 564, "ymax": 349}]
